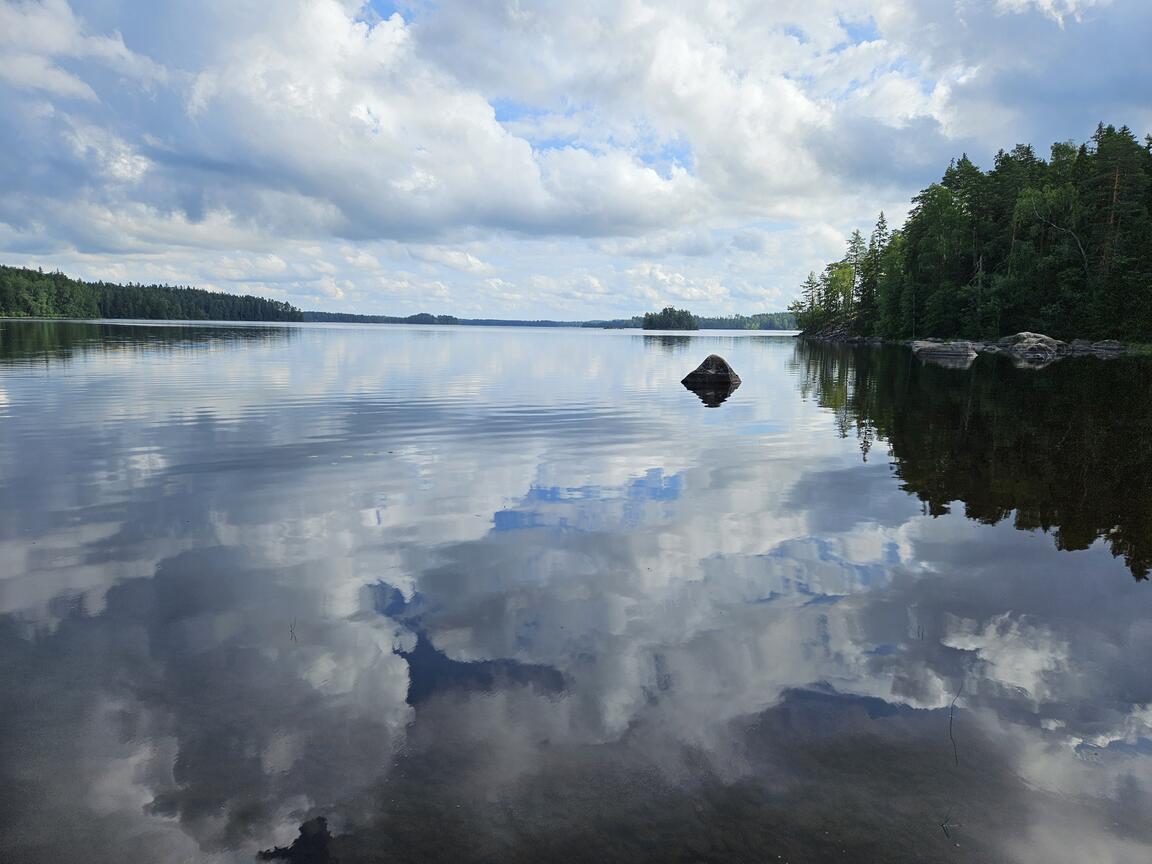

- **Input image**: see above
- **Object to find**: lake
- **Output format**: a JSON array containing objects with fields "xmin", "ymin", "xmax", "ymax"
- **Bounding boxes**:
[{"xmin": 2, "ymin": 320, "xmax": 1151, "ymax": 864}]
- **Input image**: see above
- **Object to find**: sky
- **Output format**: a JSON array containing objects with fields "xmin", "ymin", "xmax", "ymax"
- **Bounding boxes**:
[{"xmin": 0, "ymin": 0, "xmax": 1150, "ymax": 319}]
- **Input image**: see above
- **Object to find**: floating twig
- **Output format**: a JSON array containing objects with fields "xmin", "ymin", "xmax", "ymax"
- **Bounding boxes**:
[
  {"xmin": 939, "ymin": 809, "xmax": 962, "ymax": 838},
  {"xmin": 949, "ymin": 679, "xmax": 964, "ymax": 768}
]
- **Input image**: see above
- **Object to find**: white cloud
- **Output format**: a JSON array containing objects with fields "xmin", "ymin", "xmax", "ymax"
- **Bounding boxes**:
[
  {"xmin": 0, "ymin": 0, "xmax": 164, "ymax": 96},
  {"xmin": 626, "ymin": 262, "xmax": 730, "ymax": 303},
  {"xmin": 407, "ymin": 245, "xmax": 493, "ymax": 273},
  {"xmin": 995, "ymin": 0, "xmax": 1111, "ymax": 26},
  {"xmin": 0, "ymin": 0, "xmax": 1147, "ymax": 316},
  {"xmin": 0, "ymin": 51, "xmax": 97, "ymax": 99}
]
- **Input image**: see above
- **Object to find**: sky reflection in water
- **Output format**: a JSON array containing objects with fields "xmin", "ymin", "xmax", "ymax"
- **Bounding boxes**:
[{"xmin": 1, "ymin": 322, "xmax": 1150, "ymax": 864}]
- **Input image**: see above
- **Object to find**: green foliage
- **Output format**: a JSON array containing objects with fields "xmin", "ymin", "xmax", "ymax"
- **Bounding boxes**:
[
  {"xmin": 642, "ymin": 306, "xmax": 699, "ymax": 330},
  {"xmin": 592, "ymin": 312, "xmax": 795, "ymax": 330},
  {"xmin": 0, "ymin": 265, "xmax": 303, "ymax": 322},
  {"xmin": 0, "ymin": 267, "xmax": 101, "ymax": 318},
  {"xmin": 694, "ymin": 311, "xmax": 796, "ymax": 330},
  {"xmin": 796, "ymin": 123, "xmax": 1152, "ymax": 341}
]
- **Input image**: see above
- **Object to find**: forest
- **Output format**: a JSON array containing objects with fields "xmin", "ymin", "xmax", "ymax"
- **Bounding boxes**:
[
  {"xmin": 790, "ymin": 123, "xmax": 1152, "ymax": 342},
  {"xmin": 642, "ymin": 307, "xmax": 699, "ymax": 330},
  {"xmin": 695, "ymin": 312, "xmax": 796, "ymax": 330},
  {"xmin": 0, "ymin": 266, "xmax": 303, "ymax": 322},
  {"xmin": 600, "ymin": 311, "xmax": 795, "ymax": 330}
]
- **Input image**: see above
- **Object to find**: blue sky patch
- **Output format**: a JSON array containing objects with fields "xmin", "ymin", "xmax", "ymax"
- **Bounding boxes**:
[
  {"xmin": 363, "ymin": 0, "xmax": 412, "ymax": 23},
  {"xmin": 839, "ymin": 17, "xmax": 880, "ymax": 46}
]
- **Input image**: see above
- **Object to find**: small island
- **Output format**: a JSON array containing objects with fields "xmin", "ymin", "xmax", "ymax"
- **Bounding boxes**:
[{"xmin": 642, "ymin": 306, "xmax": 698, "ymax": 330}]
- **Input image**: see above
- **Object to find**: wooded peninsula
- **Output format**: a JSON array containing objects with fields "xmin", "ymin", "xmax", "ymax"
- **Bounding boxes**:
[
  {"xmin": 791, "ymin": 123, "xmax": 1152, "ymax": 342},
  {"xmin": 0, "ymin": 265, "xmax": 303, "ymax": 322}
]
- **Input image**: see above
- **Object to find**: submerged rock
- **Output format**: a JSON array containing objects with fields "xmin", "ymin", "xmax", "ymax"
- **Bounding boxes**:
[
  {"xmin": 1070, "ymin": 338, "xmax": 1125, "ymax": 358},
  {"xmin": 911, "ymin": 340, "xmax": 978, "ymax": 366},
  {"xmin": 681, "ymin": 354, "xmax": 741, "ymax": 407},
  {"xmin": 1091, "ymin": 339, "xmax": 1125, "ymax": 355},
  {"xmin": 924, "ymin": 353, "xmax": 977, "ymax": 370}
]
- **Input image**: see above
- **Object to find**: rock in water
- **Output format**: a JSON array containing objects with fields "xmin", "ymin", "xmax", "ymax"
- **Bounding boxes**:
[
  {"xmin": 681, "ymin": 354, "xmax": 741, "ymax": 386},
  {"xmin": 681, "ymin": 354, "xmax": 741, "ymax": 407},
  {"xmin": 996, "ymin": 332, "xmax": 1068, "ymax": 368},
  {"xmin": 911, "ymin": 341, "xmax": 977, "ymax": 368}
]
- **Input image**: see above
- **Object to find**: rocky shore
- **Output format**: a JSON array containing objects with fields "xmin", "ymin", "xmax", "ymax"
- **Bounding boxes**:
[
  {"xmin": 912, "ymin": 332, "xmax": 1124, "ymax": 369},
  {"xmin": 802, "ymin": 321, "xmax": 1128, "ymax": 369}
]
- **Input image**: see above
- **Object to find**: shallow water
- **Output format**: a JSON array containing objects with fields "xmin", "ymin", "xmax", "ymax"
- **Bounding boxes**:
[{"xmin": 1, "ymin": 320, "xmax": 1151, "ymax": 863}]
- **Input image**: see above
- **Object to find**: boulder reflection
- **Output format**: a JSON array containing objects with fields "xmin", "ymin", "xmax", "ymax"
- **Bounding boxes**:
[{"xmin": 681, "ymin": 377, "xmax": 741, "ymax": 407}]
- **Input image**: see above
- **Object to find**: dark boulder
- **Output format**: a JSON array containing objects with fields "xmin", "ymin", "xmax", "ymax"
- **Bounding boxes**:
[
  {"xmin": 681, "ymin": 355, "xmax": 741, "ymax": 407},
  {"xmin": 681, "ymin": 354, "xmax": 741, "ymax": 386}
]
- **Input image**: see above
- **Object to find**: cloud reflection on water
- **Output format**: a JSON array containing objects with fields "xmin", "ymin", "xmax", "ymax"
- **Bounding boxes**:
[{"xmin": 0, "ymin": 323, "xmax": 1150, "ymax": 863}]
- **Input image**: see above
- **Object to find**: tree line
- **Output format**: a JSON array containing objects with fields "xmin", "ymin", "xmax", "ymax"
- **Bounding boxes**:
[
  {"xmin": 790, "ymin": 123, "xmax": 1152, "ymax": 342},
  {"xmin": 307, "ymin": 309, "xmax": 797, "ymax": 330},
  {"xmin": 643, "ymin": 307, "xmax": 699, "ymax": 330},
  {"xmin": 0, "ymin": 265, "xmax": 303, "ymax": 322},
  {"xmin": 0, "ymin": 264, "xmax": 802, "ymax": 330},
  {"xmin": 633, "ymin": 308, "xmax": 795, "ymax": 331}
]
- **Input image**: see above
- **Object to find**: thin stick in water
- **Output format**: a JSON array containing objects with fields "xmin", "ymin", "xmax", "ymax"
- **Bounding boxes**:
[{"xmin": 949, "ymin": 679, "xmax": 964, "ymax": 768}]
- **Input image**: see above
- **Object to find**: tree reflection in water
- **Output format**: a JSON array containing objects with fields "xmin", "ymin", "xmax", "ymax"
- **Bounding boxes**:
[{"xmin": 790, "ymin": 341, "xmax": 1152, "ymax": 579}]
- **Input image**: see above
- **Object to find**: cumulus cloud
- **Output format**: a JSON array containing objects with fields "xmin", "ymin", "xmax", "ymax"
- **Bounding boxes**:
[
  {"xmin": 407, "ymin": 245, "xmax": 493, "ymax": 273},
  {"xmin": 0, "ymin": 0, "xmax": 1148, "ymax": 316}
]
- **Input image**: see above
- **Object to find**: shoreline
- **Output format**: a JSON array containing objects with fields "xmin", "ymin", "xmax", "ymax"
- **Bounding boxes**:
[{"xmin": 797, "ymin": 327, "xmax": 1135, "ymax": 368}]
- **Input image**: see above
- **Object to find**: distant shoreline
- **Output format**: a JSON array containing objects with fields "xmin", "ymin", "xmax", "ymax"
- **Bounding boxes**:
[
  {"xmin": 301, "ymin": 310, "xmax": 797, "ymax": 330},
  {"xmin": 1, "ymin": 264, "xmax": 795, "ymax": 330},
  {"xmin": 1, "ymin": 315, "xmax": 800, "ymax": 334}
]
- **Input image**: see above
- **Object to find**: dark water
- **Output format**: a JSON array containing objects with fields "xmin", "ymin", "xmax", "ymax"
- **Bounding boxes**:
[{"xmin": 2, "ymin": 320, "xmax": 1151, "ymax": 864}]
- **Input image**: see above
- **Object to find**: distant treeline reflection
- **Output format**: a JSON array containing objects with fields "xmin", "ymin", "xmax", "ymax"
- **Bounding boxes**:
[
  {"xmin": 793, "ymin": 342, "xmax": 1152, "ymax": 579},
  {"xmin": 0, "ymin": 320, "xmax": 295, "ymax": 365}
]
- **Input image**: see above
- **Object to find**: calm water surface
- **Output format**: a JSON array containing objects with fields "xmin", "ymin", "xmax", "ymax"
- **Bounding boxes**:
[{"xmin": 2, "ymin": 320, "xmax": 1151, "ymax": 863}]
